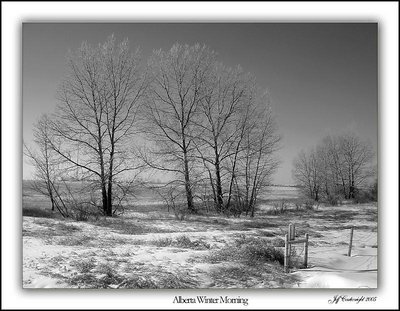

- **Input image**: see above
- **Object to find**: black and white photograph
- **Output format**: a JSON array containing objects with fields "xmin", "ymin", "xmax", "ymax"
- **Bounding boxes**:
[
  {"xmin": 2, "ymin": 2, "xmax": 399, "ymax": 310},
  {"xmin": 22, "ymin": 22, "xmax": 378, "ymax": 290}
]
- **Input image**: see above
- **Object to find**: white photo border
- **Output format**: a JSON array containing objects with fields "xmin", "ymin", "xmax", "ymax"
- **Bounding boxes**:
[{"xmin": 2, "ymin": 1, "xmax": 398, "ymax": 310}]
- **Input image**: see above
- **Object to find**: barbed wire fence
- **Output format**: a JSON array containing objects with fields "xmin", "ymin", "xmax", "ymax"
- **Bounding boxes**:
[{"xmin": 283, "ymin": 224, "xmax": 377, "ymax": 273}]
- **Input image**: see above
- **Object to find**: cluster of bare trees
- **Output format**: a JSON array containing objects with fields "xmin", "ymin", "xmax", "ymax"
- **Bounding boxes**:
[
  {"xmin": 292, "ymin": 133, "xmax": 376, "ymax": 202},
  {"xmin": 140, "ymin": 44, "xmax": 280, "ymax": 217},
  {"xmin": 24, "ymin": 37, "xmax": 280, "ymax": 219}
]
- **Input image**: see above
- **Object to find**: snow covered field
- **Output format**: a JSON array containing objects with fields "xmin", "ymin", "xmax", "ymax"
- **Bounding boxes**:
[{"xmin": 22, "ymin": 185, "xmax": 377, "ymax": 289}]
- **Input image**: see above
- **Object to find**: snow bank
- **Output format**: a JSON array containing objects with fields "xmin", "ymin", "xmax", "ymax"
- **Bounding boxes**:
[{"xmin": 295, "ymin": 248, "xmax": 377, "ymax": 288}]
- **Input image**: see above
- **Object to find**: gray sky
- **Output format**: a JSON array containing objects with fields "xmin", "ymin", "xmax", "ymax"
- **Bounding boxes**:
[{"xmin": 23, "ymin": 23, "xmax": 377, "ymax": 184}]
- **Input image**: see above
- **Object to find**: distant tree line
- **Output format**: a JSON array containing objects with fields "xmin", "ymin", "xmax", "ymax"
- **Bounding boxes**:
[
  {"xmin": 292, "ymin": 133, "xmax": 376, "ymax": 203},
  {"xmin": 24, "ymin": 36, "xmax": 281, "ymax": 219}
]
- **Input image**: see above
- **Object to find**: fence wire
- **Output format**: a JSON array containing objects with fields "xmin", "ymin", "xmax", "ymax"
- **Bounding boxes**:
[{"xmin": 283, "ymin": 225, "xmax": 377, "ymax": 272}]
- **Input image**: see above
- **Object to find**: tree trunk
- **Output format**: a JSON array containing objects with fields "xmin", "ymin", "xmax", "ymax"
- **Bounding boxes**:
[
  {"xmin": 50, "ymin": 196, "xmax": 55, "ymax": 211},
  {"xmin": 250, "ymin": 199, "xmax": 255, "ymax": 218},
  {"xmin": 183, "ymin": 149, "xmax": 195, "ymax": 213},
  {"xmin": 350, "ymin": 170, "xmax": 355, "ymax": 199},
  {"xmin": 47, "ymin": 185, "xmax": 55, "ymax": 211},
  {"xmin": 214, "ymin": 159, "xmax": 224, "ymax": 213},
  {"xmin": 107, "ymin": 181, "xmax": 113, "ymax": 216},
  {"xmin": 341, "ymin": 177, "xmax": 347, "ymax": 199},
  {"xmin": 226, "ymin": 171, "xmax": 235, "ymax": 211},
  {"xmin": 348, "ymin": 170, "xmax": 352, "ymax": 199},
  {"xmin": 107, "ymin": 145, "xmax": 115, "ymax": 216},
  {"xmin": 102, "ymin": 183, "xmax": 110, "ymax": 216},
  {"xmin": 184, "ymin": 172, "xmax": 195, "ymax": 213},
  {"xmin": 208, "ymin": 173, "xmax": 217, "ymax": 208},
  {"xmin": 226, "ymin": 138, "xmax": 242, "ymax": 211},
  {"xmin": 325, "ymin": 181, "xmax": 330, "ymax": 197}
]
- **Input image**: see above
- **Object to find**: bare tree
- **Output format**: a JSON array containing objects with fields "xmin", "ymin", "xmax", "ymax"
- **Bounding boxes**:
[
  {"xmin": 337, "ymin": 133, "xmax": 374, "ymax": 198},
  {"xmin": 48, "ymin": 35, "xmax": 147, "ymax": 216},
  {"xmin": 316, "ymin": 142, "xmax": 334, "ymax": 198},
  {"xmin": 141, "ymin": 43, "xmax": 215, "ymax": 214},
  {"xmin": 293, "ymin": 132, "xmax": 375, "ymax": 201},
  {"xmin": 233, "ymin": 95, "xmax": 281, "ymax": 216},
  {"xmin": 292, "ymin": 148, "xmax": 321, "ymax": 201},
  {"xmin": 193, "ymin": 64, "xmax": 252, "ymax": 213},
  {"xmin": 323, "ymin": 135, "xmax": 349, "ymax": 198},
  {"xmin": 24, "ymin": 115, "xmax": 69, "ymax": 217}
]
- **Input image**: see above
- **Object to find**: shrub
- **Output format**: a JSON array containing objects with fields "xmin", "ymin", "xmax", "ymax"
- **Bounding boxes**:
[
  {"xmin": 226, "ymin": 201, "xmax": 244, "ymax": 218},
  {"xmin": 54, "ymin": 222, "xmax": 82, "ymax": 234},
  {"xmin": 354, "ymin": 189, "xmax": 376, "ymax": 204},
  {"xmin": 57, "ymin": 235, "xmax": 94, "ymax": 246},
  {"xmin": 121, "ymin": 276, "xmax": 158, "ymax": 289},
  {"xmin": 327, "ymin": 195, "xmax": 338, "ymax": 206},
  {"xmin": 209, "ymin": 236, "xmax": 284, "ymax": 266},
  {"xmin": 209, "ymin": 265, "xmax": 262, "ymax": 287},
  {"xmin": 153, "ymin": 237, "xmax": 174, "ymax": 247},
  {"xmin": 371, "ymin": 180, "xmax": 378, "ymax": 201},
  {"xmin": 304, "ymin": 199, "xmax": 315, "ymax": 210},
  {"xmin": 22, "ymin": 207, "xmax": 55, "ymax": 218},
  {"xmin": 271, "ymin": 237, "xmax": 285, "ymax": 247},
  {"xmin": 258, "ymin": 230, "xmax": 275, "ymax": 237},
  {"xmin": 242, "ymin": 243, "xmax": 284, "ymax": 266},
  {"xmin": 69, "ymin": 202, "xmax": 100, "ymax": 221},
  {"xmin": 73, "ymin": 258, "xmax": 96, "ymax": 273},
  {"xmin": 154, "ymin": 271, "xmax": 198, "ymax": 289},
  {"xmin": 294, "ymin": 200, "xmax": 303, "ymax": 211},
  {"xmin": 270, "ymin": 199, "xmax": 289, "ymax": 215},
  {"xmin": 287, "ymin": 245, "xmax": 303, "ymax": 269},
  {"xmin": 151, "ymin": 235, "xmax": 210, "ymax": 250},
  {"xmin": 173, "ymin": 204, "xmax": 188, "ymax": 221},
  {"xmin": 68, "ymin": 264, "xmax": 198, "ymax": 289},
  {"xmin": 174, "ymin": 235, "xmax": 210, "ymax": 250},
  {"xmin": 325, "ymin": 194, "xmax": 343, "ymax": 206}
]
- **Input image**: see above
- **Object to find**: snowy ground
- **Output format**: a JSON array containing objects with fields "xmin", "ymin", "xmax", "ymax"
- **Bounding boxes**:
[{"xmin": 22, "ymin": 185, "xmax": 377, "ymax": 289}]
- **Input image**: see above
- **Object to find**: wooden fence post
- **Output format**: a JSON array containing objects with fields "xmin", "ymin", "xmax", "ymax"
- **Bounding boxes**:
[
  {"xmin": 303, "ymin": 233, "xmax": 309, "ymax": 268},
  {"xmin": 284, "ymin": 234, "xmax": 289, "ymax": 273},
  {"xmin": 289, "ymin": 223, "xmax": 295, "ymax": 241},
  {"xmin": 348, "ymin": 227, "xmax": 354, "ymax": 257}
]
